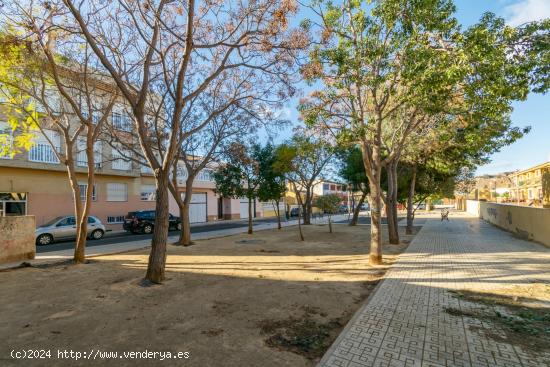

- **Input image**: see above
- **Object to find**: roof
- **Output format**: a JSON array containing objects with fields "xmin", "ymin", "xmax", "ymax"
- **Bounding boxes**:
[{"xmin": 508, "ymin": 161, "xmax": 550, "ymax": 177}]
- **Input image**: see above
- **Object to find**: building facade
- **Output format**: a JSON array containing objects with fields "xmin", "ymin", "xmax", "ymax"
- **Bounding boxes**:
[
  {"xmin": 464, "ymin": 161, "xmax": 550, "ymax": 208},
  {"xmin": 508, "ymin": 161, "xmax": 550, "ymax": 206},
  {"xmin": 0, "ymin": 118, "xmax": 265, "ymax": 230}
]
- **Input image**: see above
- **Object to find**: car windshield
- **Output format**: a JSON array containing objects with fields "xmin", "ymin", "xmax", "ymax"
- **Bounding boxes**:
[{"xmin": 40, "ymin": 216, "xmax": 65, "ymax": 227}]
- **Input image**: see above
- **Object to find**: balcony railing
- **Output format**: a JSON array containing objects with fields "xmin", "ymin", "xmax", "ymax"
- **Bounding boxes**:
[{"xmin": 29, "ymin": 144, "xmax": 59, "ymax": 164}]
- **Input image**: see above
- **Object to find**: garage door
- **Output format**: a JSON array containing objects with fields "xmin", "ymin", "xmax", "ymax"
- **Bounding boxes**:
[
  {"xmin": 182, "ymin": 193, "xmax": 207, "ymax": 223},
  {"xmin": 239, "ymin": 198, "xmax": 249, "ymax": 219}
]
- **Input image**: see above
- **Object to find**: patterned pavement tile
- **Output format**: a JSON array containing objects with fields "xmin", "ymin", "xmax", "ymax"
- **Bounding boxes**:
[{"xmin": 318, "ymin": 214, "xmax": 550, "ymax": 367}]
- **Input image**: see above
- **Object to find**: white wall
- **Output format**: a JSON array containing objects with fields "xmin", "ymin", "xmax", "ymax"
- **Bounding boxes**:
[{"xmin": 466, "ymin": 200, "xmax": 480, "ymax": 217}]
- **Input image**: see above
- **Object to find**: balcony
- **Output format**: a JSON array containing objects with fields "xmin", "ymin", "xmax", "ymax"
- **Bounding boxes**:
[{"xmin": 28, "ymin": 144, "xmax": 59, "ymax": 164}]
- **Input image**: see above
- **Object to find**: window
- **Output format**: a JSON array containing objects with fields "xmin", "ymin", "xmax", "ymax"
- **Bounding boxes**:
[
  {"xmin": 323, "ymin": 183, "xmax": 329, "ymax": 191},
  {"xmin": 58, "ymin": 216, "xmax": 76, "ymax": 226},
  {"xmin": 111, "ymin": 145, "xmax": 132, "ymax": 170},
  {"xmin": 76, "ymin": 139, "xmax": 103, "ymax": 168},
  {"xmin": 88, "ymin": 217, "xmax": 96, "ymax": 224},
  {"xmin": 197, "ymin": 169, "xmax": 214, "ymax": 182},
  {"xmin": 0, "ymin": 192, "xmax": 27, "ymax": 217},
  {"xmin": 106, "ymin": 183, "xmax": 127, "ymax": 201},
  {"xmin": 0, "ymin": 122, "xmax": 14, "ymax": 159},
  {"xmin": 141, "ymin": 164, "xmax": 154, "ymax": 174},
  {"xmin": 107, "ymin": 215, "xmax": 125, "ymax": 224},
  {"xmin": 140, "ymin": 184, "xmax": 156, "ymax": 201},
  {"xmin": 80, "ymin": 100, "xmax": 101, "ymax": 124},
  {"xmin": 112, "ymin": 111, "xmax": 132, "ymax": 132},
  {"xmin": 78, "ymin": 183, "xmax": 97, "ymax": 202},
  {"xmin": 177, "ymin": 166, "xmax": 188, "ymax": 182},
  {"xmin": 29, "ymin": 129, "xmax": 60, "ymax": 164}
]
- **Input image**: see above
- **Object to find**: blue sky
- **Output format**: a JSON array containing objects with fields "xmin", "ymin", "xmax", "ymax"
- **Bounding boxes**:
[
  {"xmin": 456, "ymin": 0, "xmax": 550, "ymax": 175},
  {"xmin": 273, "ymin": 0, "xmax": 550, "ymax": 176}
]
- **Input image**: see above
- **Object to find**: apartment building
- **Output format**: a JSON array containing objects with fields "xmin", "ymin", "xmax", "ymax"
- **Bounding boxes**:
[
  {"xmin": 313, "ymin": 180, "xmax": 348, "ymax": 200},
  {"xmin": 0, "ymin": 99, "xmax": 262, "ymax": 230},
  {"xmin": 283, "ymin": 180, "xmax": 349, "ymax": 213},
  {"xmin": 508, "ymin": 160, "xmax": 550, "ymax": 206}
]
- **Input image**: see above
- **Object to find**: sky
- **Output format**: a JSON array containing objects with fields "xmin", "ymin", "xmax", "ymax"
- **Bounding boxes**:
[
  {"xmin": 455, "ymin": 0, "xmax": 550, "ymax": 175},
  {"xmin": 272, "ymin": 0, "xmax": 550, "ymax": 176}
]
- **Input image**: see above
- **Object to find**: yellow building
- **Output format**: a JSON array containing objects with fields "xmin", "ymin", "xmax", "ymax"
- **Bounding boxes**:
[{"xmin": 508, "ymin": 161, "xmax": 550, "ymax": 207}]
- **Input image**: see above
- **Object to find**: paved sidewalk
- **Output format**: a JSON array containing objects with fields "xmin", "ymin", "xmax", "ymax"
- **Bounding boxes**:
[{"xmin": 318, "ymin": 213, "xmax": 550, "ymax": 367}]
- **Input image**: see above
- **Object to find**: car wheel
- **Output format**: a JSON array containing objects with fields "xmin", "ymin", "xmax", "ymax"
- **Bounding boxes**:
[
  {"xmin": 143, "ymin": 224, "xmax": 153, "ymax": 234},
  {"xmin": 91, "ymin": 229, "xmax": 104, "ymax": 240},
  {"xmin": 36, "ymin": 234, "xmax": 53, "ymax": 246}
]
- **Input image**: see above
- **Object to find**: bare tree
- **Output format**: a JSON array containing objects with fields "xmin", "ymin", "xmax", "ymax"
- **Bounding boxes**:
[
  {"xmin": 276, "ymin": 132, "xmax": 333, "ymax": 225},
  {"xmin": 0, "ymin": 13, "xmax": 116, "ymax": 263},
  {"xmin": 32, "ymin": 0, "xmax": 307, "ymax": 283},
  {"xmin": 169, "ymin": 102, "xmax": 267, "ymax": 246}
]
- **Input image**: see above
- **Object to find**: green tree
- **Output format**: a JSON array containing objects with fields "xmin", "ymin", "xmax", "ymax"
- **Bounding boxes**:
[
  {"xmin": 0, "ymin": 33, "xmax": 40, "ymax": 157},
  {"xmin": 315, "ymin": 194, "xmax": 341, "ymax": 233},
  {"xmin": 338, "ymin": 147, "xmax": 369, "ymax": 226},
  {"xmin": 542, "ymin": 168, "xmax": 550, "ymax": 208},
  {"xmin": 300, "ymin": 1, "xmax": 548, "ymax": 263},
  {"xmin": 257, "ymin": 144, "xmax": 287, "ymax": 230},
  {"xmin": 214, "ymin": 142, "xmax": 261, "ymax": 234},
  {"xmin": 274, "ymin": 132, "xmax": 333, "ymax": 225}
]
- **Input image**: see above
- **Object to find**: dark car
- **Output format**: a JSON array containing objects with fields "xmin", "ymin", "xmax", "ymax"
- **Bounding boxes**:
[
  {"xmin": 338, "ymin": 205, "xmax": 349, "ymax": 214},
  {"xmin": 123, "ymin": 210, "xmax": 182, "ymax": 234},
  {"xmin": 289, "ymin": 207, "xmax": 300, "ymax": 217}
]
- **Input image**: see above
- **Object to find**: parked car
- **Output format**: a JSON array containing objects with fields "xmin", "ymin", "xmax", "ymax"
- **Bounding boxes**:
[
  {"xmin": 123, "ymin": 210, "xmax": 182, "ymax": 234},
  {"xmin": 359, "ymin": 203, "xmax": 369, "ymax": 211},
  {"xmin": 35, "ymin": 215, "xmax": 105, "ymax": 246},
  {"xmin": 338, "ymin": 205, "xmax": 349, "ymax": 214},
  {"xmin": 289, "ymin": 207, "xmax": 300, "ymax": 217}
]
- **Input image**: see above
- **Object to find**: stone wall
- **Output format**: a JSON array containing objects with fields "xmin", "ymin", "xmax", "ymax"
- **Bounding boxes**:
[
  {"xmin": 0, "ymin": 216, "xmax": 35, "ymax": 264},
  {"xmin": 476, "ymin": 202, "xmax": 550, "ymax": 248}
]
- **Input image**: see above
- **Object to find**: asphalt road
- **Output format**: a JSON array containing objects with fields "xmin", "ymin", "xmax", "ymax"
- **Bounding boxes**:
[{"xmin": 36, "ymin": 217, "xmax": 282, "ymax": 253}]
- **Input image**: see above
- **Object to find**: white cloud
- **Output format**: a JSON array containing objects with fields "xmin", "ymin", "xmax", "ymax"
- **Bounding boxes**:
[{"xmin": 503, "ymin": 0, "xmax": 550, "ymax": 26}]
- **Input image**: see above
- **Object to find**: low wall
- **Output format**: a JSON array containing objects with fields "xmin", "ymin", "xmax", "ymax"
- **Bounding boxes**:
[
  {"xmin": 478, "ymin": 202, "xmax": 550, "ymax": 247},
  {"xmin": 0, "ymin": 216, "xmax": 36, "ymax": 264},
  {"xmin": 465, "ymin": 200, "xmax": 480, "ymax": 217}
]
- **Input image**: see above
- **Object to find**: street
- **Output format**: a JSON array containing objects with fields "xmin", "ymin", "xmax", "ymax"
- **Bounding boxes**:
[{"xmin": 36, "ymin": 217, "xmax": 282, "ymax": 253}]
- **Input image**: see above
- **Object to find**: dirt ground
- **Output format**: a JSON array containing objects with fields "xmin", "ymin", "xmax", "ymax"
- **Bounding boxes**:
[{"xmin": 0, "ymin": 223, "xmax": 417, "ymax": 367}]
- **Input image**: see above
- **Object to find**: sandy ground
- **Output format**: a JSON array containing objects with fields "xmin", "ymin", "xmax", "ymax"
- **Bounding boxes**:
[{"xmin": 0, "ymin": 223, "xmax": 417, "ymax": 367}]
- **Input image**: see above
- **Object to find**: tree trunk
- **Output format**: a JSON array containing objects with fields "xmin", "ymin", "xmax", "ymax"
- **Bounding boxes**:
[
  {"xmin": 145, "ymin": 172, "xmax": 170, "ymax": 284},
  {"xmin": 68, "ymin": 174, "xmax": 86, "ymax": 264},
  {"xmin": 180, "ymin": 193, "xmax": 193, "ymax": 246},
  {"xmin": 350, "ymin": 192, "xmax": 366, "ymax": 226},
  {"xmin": 368, "ymin": 176, "xmax": 383, "ymax": 265},
  {"xmin": 274, "ymin": 200, "xmax": 282, "ymax": 230},
  {"xmin": 297, "ymin": 206, "xmax": 304, "ymax": 241},
  {"xmin": 302, "ymin": 190, "xmax": 312, "ymax": 225},
  {"xmin": 74, "ymin": 142, "xmax": 95, "ymax": 263},
  {"xmin": 179, "ymin": 176, "xmax": 195, "ymax": 246},
  {"xmin": 406, "ymin": 165, "xmax": 417, "ymax": 235},
  {"xmin": 386, "ymin": 161, "xmax": 399, "ymax": 245},
  {"xmin": 247, "ymin": 197, "xmax": 253, "ymax": 234},
  {"xmin": 63, "ymin": 142, "xmax": 87, "ymax": 264}
]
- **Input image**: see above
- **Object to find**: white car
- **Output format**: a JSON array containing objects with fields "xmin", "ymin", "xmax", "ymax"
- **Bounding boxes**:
[{"xmin": 35, "ymin": 215, "xmax": 105, "ymax": 245}]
